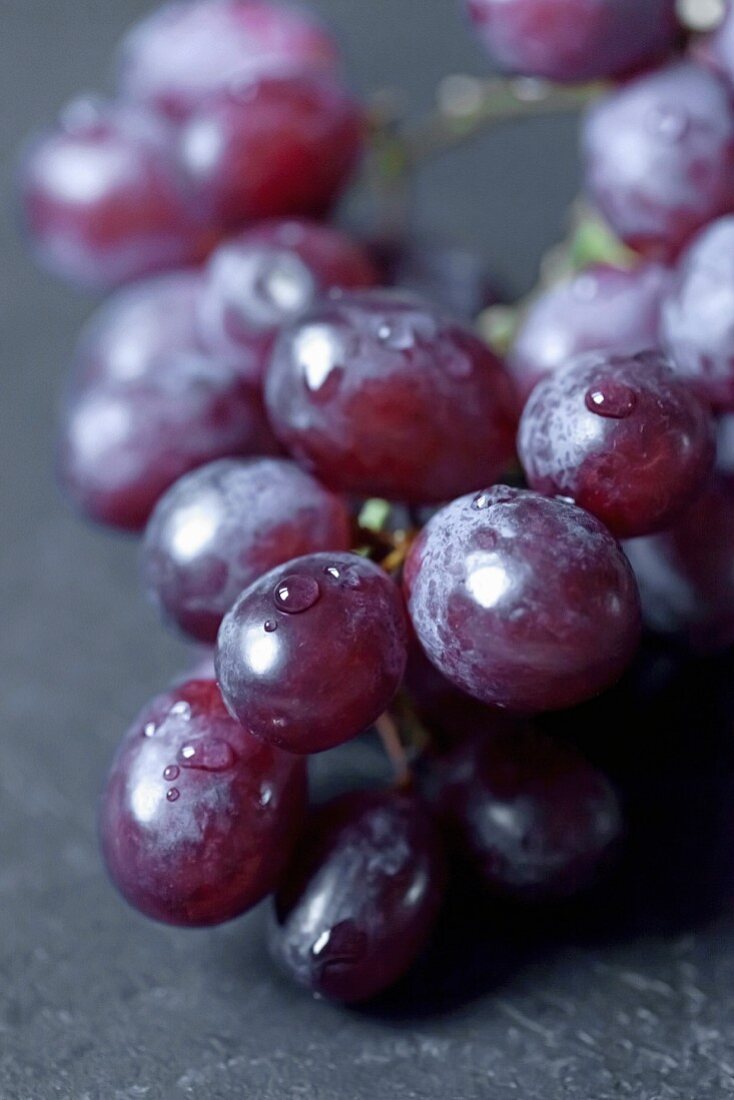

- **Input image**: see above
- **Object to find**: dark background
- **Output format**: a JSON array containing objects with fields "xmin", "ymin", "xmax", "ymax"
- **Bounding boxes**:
[{"xmin": 2, "ymin": 2, "xmax": 734, "ymax": 1097}]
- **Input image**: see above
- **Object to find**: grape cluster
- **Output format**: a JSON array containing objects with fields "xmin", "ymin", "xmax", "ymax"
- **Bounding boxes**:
[{"xmin": 20, "ymin": 0, "xmax": 734, "ymax": 1005}]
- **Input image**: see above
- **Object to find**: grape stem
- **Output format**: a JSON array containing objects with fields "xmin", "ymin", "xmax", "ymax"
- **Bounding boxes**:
[{"xmin": 375, "ymin": 712, "xmax": 412, "ymax": 788}]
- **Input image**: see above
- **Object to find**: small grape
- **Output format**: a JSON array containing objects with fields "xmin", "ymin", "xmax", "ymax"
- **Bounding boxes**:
[
  {"xmin": 99, "ymin": 679, "xmax": 307, "ymax": 927},
  {"xmin": 178, "ymin": 74, "xmax": 363, "ymax": 231},
  {"xmin": 269, "ymin": 789, "xmax": 445, "ymax": 1002},
  {"xmin": 582, "ymin": 61, "xmax": 734, "ymax": 261},
  {"xmin": 216, "ymin": 552, "xmax": 408, "ymax": 754},
  {"xmin": 518, "ymin": 350, "xmax": 714, "ymax": 538},
  {"xmin": 463, "ymin": 0, "xmax": 680, "ymax": 84},
  {"xmin": 18, "ymin": 97, "xmax": 202, "ymax": 289},
  {"xmin": 117, "ymin": 0, "xmax": 340, "ymax": 122},
  {"xmin": 405, "ymin": 487, "xmax": 641, "ymax": 712},
  {"xmin": 423, "ymin": 724, "xmax": 622, "ymax": 899},
  {"xmin": 142, "ymin": 457, "xmax": 351, "ymax": 643},
  {"xmin": 265, "ymin": 289, "xmax": 519, "ymax": 504},
  {"xmin": 508, "ymin": 263, "xmax": 671, "ymax": 402}
]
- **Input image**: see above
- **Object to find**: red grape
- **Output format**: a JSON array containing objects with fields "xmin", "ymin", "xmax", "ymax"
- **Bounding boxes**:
[
  {"xmin": 99, "ymin": 679, "xmax": 307, "ymax": 926},
  {"xmin": 216, "ymin": 552, "xmax": 408, "ymax": 753},
  {"xmin": 117, "ymin": 0, "xmax": 340, "ymax": 122},
  {"xmin": 269, "ymin": 789, "xmax": 445, "ymax": 1002},
  {"xmin": 265, "ymin": 289, "xmax": 519, "ymax": 504},
  {"xmin": 518, "ymin": 350, "xmax": 714, "ymax": 538},
  {"xmin": 142, "ymin": 457, "xmax": 351, "ymax": 642},
  {"xmin": 19, "ymin": 97, "xmax": 202, "ymax": 289},
  {"xmin": 405, "ymin": 487, "xmax": 641, "ymax": 712}
]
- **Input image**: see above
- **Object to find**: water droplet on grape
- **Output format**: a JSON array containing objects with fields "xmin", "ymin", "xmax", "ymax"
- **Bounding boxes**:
[
  {"xmin": 324, "ymin": 565, "xmax": 341, "ymax": 579},
  {"xmin": 472, "ymin": 492, "xmax": 492, "ymax": 510},
  {"xmin": 273, "ymin": 574, "xmax": 321, "ymax": 613},
  {"xmin": 264, "ymin": 619, "xmax": 277, "ymax": 632},
  {"xmin": 170, "ymin": 701, "xmax": 192, "ymax": 720},
  {"xmin": 166, "ymin": 788, "xmax": 180, "ymax": 803},
  {"xmin": 143, "ymin": 722, "xmax": 157, "ymax": 738},
  {"xmin": 178, "ymin": 738, "xmax": 237, "ymax": 772},
  {"xmin": 163, "ymin": 765, "xmax": 180, "ymax": 782},
  {"xmin": 585, "ymin": 381, "xmax": 637, "ymax": 419},
  {"xmin": 259, "ymin": 785, "xmax": 273, "ymax": 807}
]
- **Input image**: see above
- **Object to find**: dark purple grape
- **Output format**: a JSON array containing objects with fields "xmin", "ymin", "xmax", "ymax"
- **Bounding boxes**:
[
  {"xmin": 423, "ymin": 724, "xmax": 622, "ymax": 899},
  {"xmin": 216, "ymin": 552, "xmax": 408, "ymax": 753},
  {"xmin": 99, "ymin": 679, "xmax": 307, "ymax": 927},
  {"xmin": 661, "ymin": 216, "xmax": 734, "ymax": 410},
  {"xmin": 518, "ymin": 350, "xmax": 714, "ymax": 538},
  {"xmin": 58, "ymin": 351, "xmax": 279, "ymax": 532},
  {"xmin": 142, "ymin": 457, "xmax": 351, "ymax": 642},
  {"xmin": 18, "ymin": 97, "xmax": 203, "ymax": 289},
  {"xmin": 582, "ymin": 61, "xmax": 734, "ymax": 262},
  {"xmin": 269, "ymin": 789, "xmax": 445, "ymax": 1002},
  {"xmin": 509, "ymin": 263, "xmax": 671, "ymax": 402},
  {"xmin": 624, "ymin": 474, "xmax": 734, "ymax": 653},
  {"xmin": 197, "ymin": 219, "xmax": 378, "ymax": 369},
  {"xmin": 178, "ymin": 74, "xmax": 363, "ymax": 231},
  {"xmin": 405, "ymin": 487, "xmax": 641, "ymax": 713},
  {"xmin": 265, "ymin": 289, "xmax": 519, "ymax": 504},
  {"xmin": 371, "ymin": 235, "xmax": 502, "ymax": 321},
  {"xmin": 463, "ymin": 0, "xmax": 680, "ymax": 83},
  {"xmin": 117, "ymin": 0, "xmax": 340, "ymax": 123}
]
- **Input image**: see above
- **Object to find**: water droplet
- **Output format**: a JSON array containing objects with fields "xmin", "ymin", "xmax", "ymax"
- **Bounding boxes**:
[
  {"xmin": 163, "ymin": 765, "xmax": 180, "ymax": 782},
  {"xmin": 166, "ymin": 788, "xmax": 180, "ymax": 803},
  {"xmin": 264, "ymin": 619, "xmax": 277, "ymax": 632},
  {"xmin": 294, "ymin": 323, "xmax": 346, "ymax": 394},
  {"xmin": 179, "ymin": 738, "xmax": 237, "ymax": 772},
  {"xmin": 143, "ymin": 722, "xmax": 157, "ymax": 738},
  {"xmin": 170, "ymin": 701, "xmax": 192, "ymax": 720},
  {"xmin": 472, "ymin": 492, "xmax": 492, "ymax": 510},
  {"xmin": 648, "ymin": 103, "xmax": 688, "ymax": 142},
  {"xmin": 259, "ymin": 785, "xmax": 273, "ymax": 807},
  {"xmin": 273, "ymin": 574, "xmax": 321, "ymax": 614},
  {"xmin": 585, "ymin": 381, "xmax": 637, "ymax": 419},
  {"xmin": 324, "ymin": 565, "xmax": 341, "ymax": 579}
]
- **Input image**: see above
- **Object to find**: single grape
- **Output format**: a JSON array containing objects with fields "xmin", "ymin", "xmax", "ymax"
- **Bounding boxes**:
[
  {"xmin": 99, "ymin": 678, "xmax": 307, "ymax": 927},
  {"xmin": 58, "ymin": 350, "xmax": 279, "ymax": 531},
  {"xmin": 423, "ymin": 724, "xmax": 622, "ymax": 899},
  {"xmin": 508, "ymin": 263, "xmax": 671, "ymax": 402},
  {"xmin": 18, "ymin": 97, "xmax": 202, "ymax": 289},
  {"xmin": 661, "ymin": 216, "xmax": 734, "ymax": 410},
  {"xmin": 624, "ymin": 474, "xmax": 734, "ymax": 654},
  {"xmin": 142, "ymin": 457, "xmax": 351, "ymax": 642},
  {"xmin": 265, "ymin": 289, "xmax": 519, "ymax": 503},
  {"xmin": 216, "ymin": 552, "xmax": 408, "ymax": 753},
  {"xmin": 518, "ymin": 350, "xmax": 714, "ymax": 538},
  {"xmin": 268, "ymin": 789, "xmax": 445, "ymax": 1002},
  {"xmin": 197, "ymin": 219, "xmax": 378, "ymax": 368},
  {"xmin": 405, "ymin": 487, "xmax": 641, "ymax": 713},
  {"xmin": 178, "ymin": 74, "xmax": 363, "ymax": 231},
  {"xmin": 581, "ymin": 61, "xmax": 734, "ymax": 261},
  {"xmin": 463, "ymin": 0, "xmax": 680, "ymax": 83},
  {"xmin": 117, "ymin": 0, "xmax": 340, "ymax": 123},
  {"xmin": 371, "ymin": 235, "xmax": 502, "ymax": 320}
]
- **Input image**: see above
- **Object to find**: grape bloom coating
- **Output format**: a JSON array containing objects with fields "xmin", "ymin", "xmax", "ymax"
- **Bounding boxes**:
[{"xmin": 405, "ymin": 486, "xmax": 641, "ymax": 713}]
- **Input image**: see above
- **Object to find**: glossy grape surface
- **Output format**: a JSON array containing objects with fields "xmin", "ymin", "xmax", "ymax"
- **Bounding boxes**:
[
  {"xmin": 142, "ymin": 457, "xmax": 351, "ymax": 642},
  {"xmin": 269, "ymin": 789, "xmax": 445, "ymax": 1002},
  {"xmin": 58, "ymin": 350, "xmax": 278, "ymax": 531},
  {"xmin": 582, "ymin": 62, "xmax": 734, "ymax": 261},
  {"xmin": 508, "ymin": 263, "xmax": 670, "ymax": 402},
  {"xmin": 100, "ymin": 679, "xmax": 307, "ymax": 926},
  {"xmin": 197, "ymin": 219, "xmax": 377, "ymax": 369},
  {"xmin": 624, "ymin": 475, "xmax": 734, "ymax": 654},
  {"xmin": 405, "ymin": 487, "xmax": 641, "ymax": 712},
  {"xmin": 178, "ymin": 74, "xmax": 362, "ymax": 230},
  {"xmin": 19, "ymin": 97, "xmax": 201, "ymax": 289},
  {"xmin": 464, "ymin": 0, "xmax": 679, "ymax": 83},
  {"xmin": 518, "ymin": 350, "xmax": 714, "ymax": 538},
  {"xmin": 265, "ymin": 290, "xmax": 519, "ymax": 503},
  {"xmin": 423, "ymin": 724, "xmax": 622, "ymax": 899},
  {"xmin": 117, "ymin": 0, "xmax": 340, "ymax": 122},
  {"xmin": 216, "ymin": 552, "xmax": 408, "ymax": 753},
  {"xmin": 661, "ymin": 216, "xmax": 734, "ymax": 410}
]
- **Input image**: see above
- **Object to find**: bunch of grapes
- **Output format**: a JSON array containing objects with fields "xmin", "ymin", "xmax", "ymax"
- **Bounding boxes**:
[{"xmin": 18, "ymin": 0, "xmax": 734, "ymax": 1004}]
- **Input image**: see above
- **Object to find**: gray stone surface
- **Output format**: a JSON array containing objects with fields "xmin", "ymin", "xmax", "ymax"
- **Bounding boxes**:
[{"xmin": 2, "ymin": 2, "xmax": 734, "ymax": 1097}]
